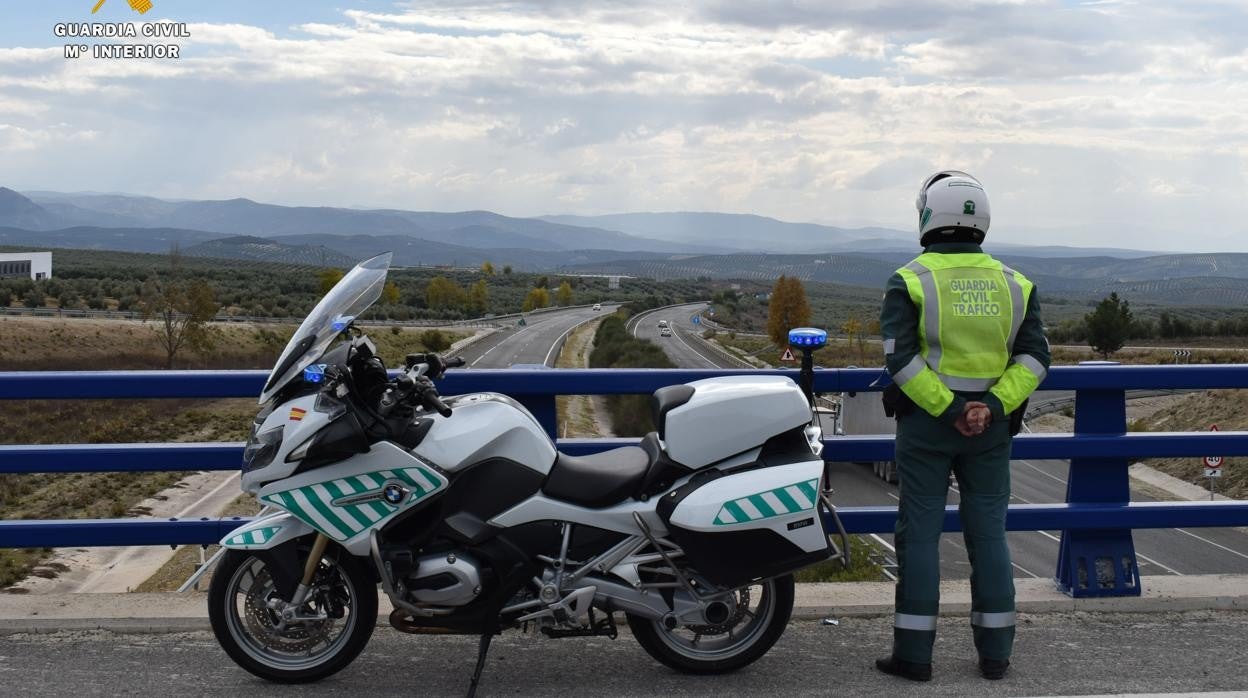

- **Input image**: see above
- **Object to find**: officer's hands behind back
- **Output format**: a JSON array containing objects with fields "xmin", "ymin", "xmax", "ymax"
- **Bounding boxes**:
[{"xmin": 955, "ymin": 401, "xmax": 992, "ymax": 437}]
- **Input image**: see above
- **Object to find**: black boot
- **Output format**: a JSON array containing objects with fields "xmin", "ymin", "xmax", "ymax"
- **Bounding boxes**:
[
  {"xmin": 979, "ymin": 657, "xmax": 1009, "ymax": 680},
  {"xmin": 875, "ymin": 656, "xmax": 932, "ymax": 682}
]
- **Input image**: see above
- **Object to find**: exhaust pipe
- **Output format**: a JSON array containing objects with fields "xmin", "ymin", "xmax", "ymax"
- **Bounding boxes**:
[{"xmin": 388, "ymin": 609, "xmax": 464, "ymax": 634}]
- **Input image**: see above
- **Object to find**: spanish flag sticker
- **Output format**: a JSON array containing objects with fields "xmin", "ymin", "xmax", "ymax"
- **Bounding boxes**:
[{"xmin": 289, "ymin": 407, "xmax": 307, "ymax": 422}]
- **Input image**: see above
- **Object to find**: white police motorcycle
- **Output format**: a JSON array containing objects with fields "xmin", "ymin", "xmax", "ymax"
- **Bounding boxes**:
[{"xmin": 207, "ymin": 253, "xmax": 849, "ymax": 694}]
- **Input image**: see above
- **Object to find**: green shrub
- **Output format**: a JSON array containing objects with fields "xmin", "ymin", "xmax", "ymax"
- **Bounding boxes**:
[{"xmin": 420, "ymin": 329, "xmax": 451, "ymax": 352}]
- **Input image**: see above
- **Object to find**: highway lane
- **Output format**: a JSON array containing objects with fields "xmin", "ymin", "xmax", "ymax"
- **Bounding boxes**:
[
  {"xmin": 454, "ymin": 305, "xmax": 617, "ymax": 369},
  {"xmin": 631, "ymin": 302, "xmax": 723, "ymax": 368},
  {"xmin": 622, "ymin": 303, "xmax": 1248, "ymax": 583}
]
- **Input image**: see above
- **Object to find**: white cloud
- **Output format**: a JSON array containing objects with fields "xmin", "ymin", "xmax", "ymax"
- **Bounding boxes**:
[{"xmin": 0, "ymin": 0, "xmax": 1245, "ymax": 248}]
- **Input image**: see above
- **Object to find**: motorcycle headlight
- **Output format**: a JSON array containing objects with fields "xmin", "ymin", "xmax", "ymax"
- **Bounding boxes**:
[
  {"xmin": 243, "ymin": 424, "xmax": 284, "ymax": 473},
  {"xmin": 313, "ymin": 391, "xmax": 347, "ymax": 420}
]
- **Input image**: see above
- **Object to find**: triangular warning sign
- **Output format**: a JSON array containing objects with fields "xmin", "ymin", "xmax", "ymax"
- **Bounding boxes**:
[{"xmin": 781, "ymin": 347, "xmax": 796, "ymax": 362}]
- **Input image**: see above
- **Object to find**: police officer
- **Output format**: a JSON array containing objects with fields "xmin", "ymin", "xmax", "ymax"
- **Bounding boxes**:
[{"xmin": 875, "ymin": 171, "xmax": 1050, "ymax": 682}]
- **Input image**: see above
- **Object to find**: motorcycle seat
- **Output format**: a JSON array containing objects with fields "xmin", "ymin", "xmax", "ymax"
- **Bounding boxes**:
[{"xmin": 542, "ymin": 445, "xmax": 650, "ymax": 509}]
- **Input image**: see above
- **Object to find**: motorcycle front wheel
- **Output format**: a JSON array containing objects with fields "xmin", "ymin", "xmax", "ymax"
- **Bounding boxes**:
[
  {"xmin": 208, "ymin": 547, "xmax": 377, "ymax": 683},
  {"xmin": 627, "ymin": 574, "xmax": 794, "ymax": 674}
]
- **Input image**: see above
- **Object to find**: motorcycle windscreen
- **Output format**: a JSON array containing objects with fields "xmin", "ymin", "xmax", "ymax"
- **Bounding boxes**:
[
  {"xmin": 657, "ymin": 460, "xmax": 831, "ymax": 589},
  {"xmin": 259, "ymin": 252, "xmax": 391, "ymax": 404}
]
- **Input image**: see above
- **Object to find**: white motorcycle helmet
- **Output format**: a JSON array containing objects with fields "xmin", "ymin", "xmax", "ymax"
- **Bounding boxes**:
[{"xmin": 915, "ymin": 170, "xmax": 991, "ymax": 247}]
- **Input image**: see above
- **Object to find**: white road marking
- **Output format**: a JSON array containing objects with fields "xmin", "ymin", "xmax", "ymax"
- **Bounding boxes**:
[
  {"xmin": 869, "ymin": 533, "xmax": 895, "ymax": 552},
  {"xmin": 174, "ymin": 471, "xmax": 239, "ymax": 519},
  {"xmin": 1019, "ymin": 459, "xmax": 1069, "ymax": 486},
  {"xmin": 543, "ymin": 310, "xmax": 602, "ymax": 366},
  {"xmin": 867, "ymin": 533, "xmax": 899, "ymax": 581},
  {"xmin": 1172, "ymin": 527, "xmax": 1248, "ymax": 562},
  {"xmin": 670, "ymin": 323, "xmax": 721, "ymax": 368}
]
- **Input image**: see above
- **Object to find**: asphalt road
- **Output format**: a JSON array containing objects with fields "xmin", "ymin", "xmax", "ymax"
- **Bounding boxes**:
[
  {"xmin": 621, "ymin": 303, "xmax": 1248, "ymax": 583},
  {"xmin": 4, "ymin": 612, "xmax": 1247, "ymax": 696},
  {"xmin": 631, "ymin": 302, "xmax": 723, "ymax": 368},
  {"xmin": 454, "ymin": 305, "xmax": 617, "ymax": 369}
]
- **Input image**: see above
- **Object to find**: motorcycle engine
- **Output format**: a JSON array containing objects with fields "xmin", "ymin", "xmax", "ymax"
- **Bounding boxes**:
[{"xmin": 407, "ymin": 551, "xmax": 482, "ymax": 606}]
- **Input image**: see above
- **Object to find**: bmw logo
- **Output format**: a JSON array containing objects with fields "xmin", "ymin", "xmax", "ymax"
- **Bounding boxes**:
[{"xmin": 382, "ymin": 481, "xmax": 409, "ymax": 505}]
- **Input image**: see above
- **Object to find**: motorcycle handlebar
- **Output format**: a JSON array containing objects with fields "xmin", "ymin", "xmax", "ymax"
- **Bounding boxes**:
[
  {"xmin": 423, "ymin": 390, "xmax": 453, "ymax": 418},
  {"xmin": 444, "ymin": 356, "xmax": 466, "ymax": 369}
]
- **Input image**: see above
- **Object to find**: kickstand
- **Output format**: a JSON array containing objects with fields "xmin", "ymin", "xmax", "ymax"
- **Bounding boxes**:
[{"xmin": 465, "ymin": 632, "xmax": 494, "ymax": 698}]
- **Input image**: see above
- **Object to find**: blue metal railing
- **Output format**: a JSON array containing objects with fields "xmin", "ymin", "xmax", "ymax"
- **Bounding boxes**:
[{"xmin": 3, "ymin": 366, "xmax": 1248, "ymax": 598}]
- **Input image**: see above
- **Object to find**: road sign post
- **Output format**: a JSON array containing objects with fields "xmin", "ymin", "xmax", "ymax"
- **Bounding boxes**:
[
  {"xmin": 780, "ymin": 347, "xmax": 796, "ymax": 362},
  {"xmin": 1203, "ymin": 424, "xmax": 1223, "ymax": 500}
]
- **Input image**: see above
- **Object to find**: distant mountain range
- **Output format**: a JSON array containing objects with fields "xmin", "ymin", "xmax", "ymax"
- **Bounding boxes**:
[{"xmin": 4, "ymin": 186, "xmax": 1248, "ymax": 306}]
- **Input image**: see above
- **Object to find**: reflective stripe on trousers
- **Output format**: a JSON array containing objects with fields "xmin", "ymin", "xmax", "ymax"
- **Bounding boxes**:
[
  {"xmin": 971, "ymin": 611, "xmax": 1016, "ymax": 628},
  {"xmin": 895, "ymin": 613, "xmax": 938, "ymax": 632}
]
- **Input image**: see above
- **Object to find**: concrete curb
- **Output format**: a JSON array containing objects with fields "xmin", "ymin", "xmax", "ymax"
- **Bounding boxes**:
[
  {"xmin": 5, "ymin": 573, "xmax": 1247, "ymax": 634},
  {"xmin": 448, "ymin": 326, "xmax": 499, "ymax": 355}
]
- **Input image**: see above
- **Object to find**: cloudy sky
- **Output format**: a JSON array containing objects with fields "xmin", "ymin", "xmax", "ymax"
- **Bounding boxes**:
[{"xmin": 1, "ymin": 1, "xmax": 1245, "ymax": 250}]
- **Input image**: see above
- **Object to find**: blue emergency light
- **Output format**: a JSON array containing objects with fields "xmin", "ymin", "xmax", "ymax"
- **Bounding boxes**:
[
  {"xmin": 330, "ymin": 314, "xmax": 355, "ymax": 332},
  {"xmin": 303, "ymin": 364, "xmax": 327, "ymax": 383},
  {"xmin": 788, "ymin": 327, "xmax": 828, "ymax": 349}
]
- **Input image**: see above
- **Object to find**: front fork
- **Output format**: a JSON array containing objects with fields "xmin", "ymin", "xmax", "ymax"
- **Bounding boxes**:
[{"xmin": 270, "ymin": 533, "xmax": 332, "ymax": 626}]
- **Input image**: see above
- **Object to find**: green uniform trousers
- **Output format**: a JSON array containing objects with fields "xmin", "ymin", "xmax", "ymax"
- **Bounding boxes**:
[{"xmin": 891, "ymin": 406, "xmax": 1016, "ymax": 664}]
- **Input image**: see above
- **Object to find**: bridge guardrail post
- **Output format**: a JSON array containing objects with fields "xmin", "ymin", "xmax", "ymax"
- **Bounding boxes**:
[{"xmin": 1055, "ymin": 384, "xmax": 1141, "ymax": 597}]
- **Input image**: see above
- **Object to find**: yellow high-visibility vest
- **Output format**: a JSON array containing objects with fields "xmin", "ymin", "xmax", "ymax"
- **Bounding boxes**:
[{"xmin": 893, "ymin": 252, "xmax": 1044, "ymax": 416}]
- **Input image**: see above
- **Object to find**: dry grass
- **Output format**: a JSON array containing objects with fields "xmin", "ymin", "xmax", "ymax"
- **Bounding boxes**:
[
  {"xmin": 0, "ymin": 316, "xmax": 469, "ymax": 371},
  {"xmin": 555, "ymin": 319, "xmax": 607, "ymax": 438},
  {"xmin": 1131, "ymin": 389, "xmax": 1248, "ymax": 499},
  {"xmin": 134, "ymin": 494, "xmax": 262, "ymax": 593},
  {"xmin": 0, "ymin": 317, "xmax": 468, "ymax": 589}
]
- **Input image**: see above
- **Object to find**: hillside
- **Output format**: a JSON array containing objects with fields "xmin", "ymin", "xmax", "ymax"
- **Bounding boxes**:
[
  {"xmin": 0, "ymin": 225, "xmax": 224, "ymax": 253},
  {"xmin": 569, "ymin": 252, "xmax": 900, "ymax": 286},
  {"xmin": 21, "ymin": 191, "xmax": 711, "ymax": 254},
  {"xmin": 1134, "ymin": 390, "xmax": 1248, "ymax": 499},
  {"xmin": 543, "ymin": 211, "xmax": 911, "ymax": 254},
  {"xmin": 183, "ymin": 236, "xmax": 354, "ymax": 266}
]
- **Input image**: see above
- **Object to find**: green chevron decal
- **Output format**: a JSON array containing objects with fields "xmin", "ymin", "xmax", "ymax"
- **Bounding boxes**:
[
  {"xmin": 225, "ymin": 525, "xmax": 281, "ymax": 547},
  {"xmin": 261, "ymin": 466, "xmax": 446, "ymax": 542},
  {"xmin": 714, "ymin": 479, "xmax": 818, "ymax": 526}
]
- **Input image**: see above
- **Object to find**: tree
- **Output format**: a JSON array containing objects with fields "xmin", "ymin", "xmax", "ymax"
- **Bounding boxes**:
[
  {"xmin": 555, "ymin": 280, "xmax": 573, "ymax": 306},
  {"xmin": 381, "ymin": 281, "xmax": 401, "ymax": 305},
  {"xmin": 139, "ymin": 247, "xmax": 220, "ymax": 369},
  {"xmin": 22, "ymin": 286, "xmax": 44, "ymax": 309},
  {"xmin": 523, "ymin": 287, "xmax": 550, "ymax": 312},
  {"xmin": 1085, "ymin": 292, "xmax": 1133, "ymax": 359},
  {"xmin": 468, "ymin": 279, "xmax": 489, "ymax": 315},
  {"xmin": 480, "ymin": 261, "xmax": 495, "ymax": 276},
  {"xmin": 841, "ymin": 315, "xmax": 867, "ymax": 362},
  {"xmin": 318, "ymin": 268, "xmax": 344, "ymax": 294},
  {"xmin": 425, "ymin": 276, "xmax": 464, "ymax": 310},
  {"xmin": 502, "ymin": 265, "xmax": 513, "ymax": 275},
  {"xmin": 766, "ymin": 275, "xmax": 812, "ymax": 347}
]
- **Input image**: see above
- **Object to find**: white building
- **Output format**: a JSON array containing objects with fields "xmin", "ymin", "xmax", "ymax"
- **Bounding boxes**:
[{"xmin": 0, "ymin": 251, "xmax": 52, "ymax": 280}]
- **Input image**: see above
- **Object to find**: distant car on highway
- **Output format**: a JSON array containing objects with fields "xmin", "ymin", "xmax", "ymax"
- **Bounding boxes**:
[
  {"xmin": 593, "ymin": 303, "xmax": 601, "ymax": 311},
  {"xmin": 657, "ymin": 319, "xmax": 669, "ymax": 328},
  {"xmin": 660, "ymin": 326, "xmax": 672, "ymax": 337}
]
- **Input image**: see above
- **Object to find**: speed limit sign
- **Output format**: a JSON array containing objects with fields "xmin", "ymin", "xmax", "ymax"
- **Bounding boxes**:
[{"xmin": 1203, "ymin": 424, "xmax": 1223, "ymax": 476}]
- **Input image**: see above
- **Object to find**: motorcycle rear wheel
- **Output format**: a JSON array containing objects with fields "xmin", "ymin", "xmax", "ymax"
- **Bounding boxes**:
[
  {"xmin": 208, "ymin": 547, "xmax": 377, "ymax": 683},
  {"xmin": 627, "ymin": 574, "xmax": 794, "ymax": 674}
]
